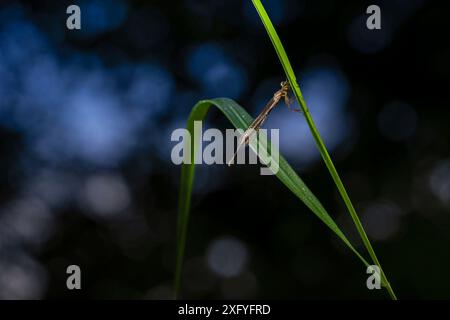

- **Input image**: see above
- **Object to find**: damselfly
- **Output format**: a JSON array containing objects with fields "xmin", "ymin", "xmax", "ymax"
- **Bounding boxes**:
[{"xmin": 228, "ymin": 80, "xmax": 300, "ymax": 165}]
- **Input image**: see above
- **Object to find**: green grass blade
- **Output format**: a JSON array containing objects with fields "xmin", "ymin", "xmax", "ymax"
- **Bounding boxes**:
[
  {"xmin": 175, "ymin": 98, "xmax": 370, "ymax": 298},
  {"xmin": 251, "ymin": 0, "xmax": 396, "ymax": 299}
]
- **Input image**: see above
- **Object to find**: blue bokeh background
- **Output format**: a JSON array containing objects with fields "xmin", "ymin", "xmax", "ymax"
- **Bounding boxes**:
[{"xmin": 0, "ymin": 0, "xmax": 449, "ymax": 299}]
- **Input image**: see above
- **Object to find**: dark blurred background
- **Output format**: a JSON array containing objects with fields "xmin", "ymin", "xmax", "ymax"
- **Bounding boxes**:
[{"xmin": 0, "ymin": 0, "xmax": 449, "ymax": 299}]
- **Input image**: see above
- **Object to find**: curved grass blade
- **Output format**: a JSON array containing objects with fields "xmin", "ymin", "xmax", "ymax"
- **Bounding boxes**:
[
  {"xmin": 175, "ymin": 98, "xmax": 369, "ymax": 298},
  {"xmin": 251, "ymin": 0, "xmax": 396, "ymax": 299}
]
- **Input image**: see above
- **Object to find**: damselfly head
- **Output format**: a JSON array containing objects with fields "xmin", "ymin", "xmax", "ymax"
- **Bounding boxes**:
[{"xmin": 280, "ymin": 80, "xmax": 289, "ymax": 91}]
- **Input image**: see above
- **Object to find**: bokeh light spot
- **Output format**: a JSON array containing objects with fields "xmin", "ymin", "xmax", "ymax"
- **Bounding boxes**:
[
  {"xmin": 207, "ymin": 236, "xmax": 248, "ymax": 278},
  {"xmin": 81, "ymin": 174, "xmax": 131, "ymax": 216},
  {"xmin": 429, "ymin": 160, "xmax": 450, "ymax": 207},
  {"xmin": 377, "ymin": 101, "xmax": 417, "ymax": 142},
  {"xmin": 362, "ymin": 201, "xmax": 402, "ymax": 241}
]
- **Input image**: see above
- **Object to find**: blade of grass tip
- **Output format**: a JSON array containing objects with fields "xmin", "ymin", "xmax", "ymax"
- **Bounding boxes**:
[
  {"xmin": 251, "ymin": 0, "xmax": 396, "ymax": 299},
  {"xmin": 175, "ymin": 98, "xmax": 371, "ymax": 298}
]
